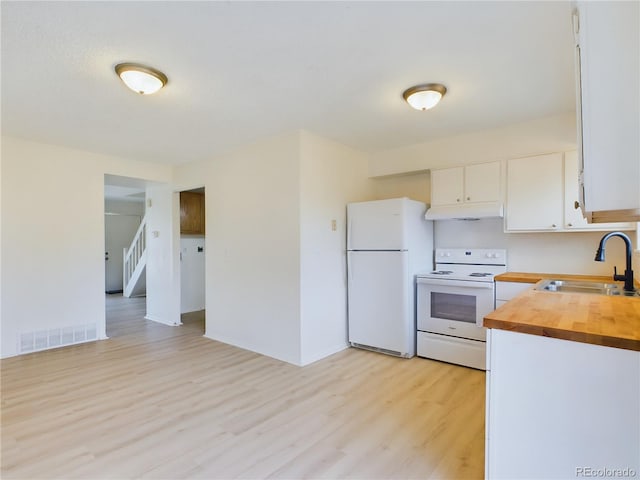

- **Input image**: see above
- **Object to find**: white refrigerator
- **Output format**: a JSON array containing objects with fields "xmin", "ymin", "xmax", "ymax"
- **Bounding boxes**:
[{"xmin": 347, "ymin": 198, "xmax": 434, "ymax": 358}]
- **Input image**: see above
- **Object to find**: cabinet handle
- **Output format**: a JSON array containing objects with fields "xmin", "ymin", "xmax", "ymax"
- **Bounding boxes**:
[
  {"xmin": 574, "ymin": 200, "xmax": 580, "ymax": 210},
  {"xmin": 466, "ymin": 196, "xmax": 471, "ymax": 201},
  {"xmin": 456, "ymin": 198, "xmax": 461, "ymax": 202},
  {"xmin": 567, "ymin": 223, "xmax": 573, "ymax": 227},
  {"xmin": 552, "ymin": 224, "xmax": 557, "ymax": 228}
]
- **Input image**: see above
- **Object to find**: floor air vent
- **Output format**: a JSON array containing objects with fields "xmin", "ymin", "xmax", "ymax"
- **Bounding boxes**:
[{"xmin": 19, "ymin": 323, "xmax": 98, "ymax": 354}]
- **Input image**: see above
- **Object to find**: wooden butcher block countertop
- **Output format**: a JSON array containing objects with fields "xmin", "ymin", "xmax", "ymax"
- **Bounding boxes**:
[
  {"xmin": 486, "ymin": 272, "xmax": 640, "ymax": 351},
  {"xmin": 494, "ymin": 272, "xmax": 618, "ymax": 284}
]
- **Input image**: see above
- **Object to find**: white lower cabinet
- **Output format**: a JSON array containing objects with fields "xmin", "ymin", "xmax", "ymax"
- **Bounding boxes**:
[
  {"xmin": 485, "ymin": 329, "xmax": 640, "ymax": 479},
  {"xmin": 495, "ymin": 281, "xmax": 531, "ymax": 308}
]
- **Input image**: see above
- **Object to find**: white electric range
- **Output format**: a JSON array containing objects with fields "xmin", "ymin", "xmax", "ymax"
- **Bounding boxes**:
[{"xmin": 416, "ymin": 248, "xmax": 507, "ymax": 370}]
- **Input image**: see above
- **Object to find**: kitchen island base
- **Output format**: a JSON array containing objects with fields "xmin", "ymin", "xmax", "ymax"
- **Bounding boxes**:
[{"xmin": 485, "ymin": 329, "xmax": 640, "ymax": 479}]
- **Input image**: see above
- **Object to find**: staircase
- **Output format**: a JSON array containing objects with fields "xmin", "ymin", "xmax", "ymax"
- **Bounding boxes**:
[{"xmin": 123, "ymin": 215, "xmax": 147, "ymax": 298}]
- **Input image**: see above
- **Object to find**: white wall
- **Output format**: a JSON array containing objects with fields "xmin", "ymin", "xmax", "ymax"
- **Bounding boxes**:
[
  {"xmin": 175, "ymin": 131, "xmax": 375, "ymax": 366},
  {"xmin": 434, "ymin": 218, "xmax": 635, "ymax": 275},
  {"xmin": 145, "ymin": 185, "xmax": 181, "ymax": 326},
  {"xmin": 180, "ymin": 236, "xmax": 206, "ymax": 313},
  {"xmin": 0, "ymin": 136, "xmax": 172, "ymax": 358},
  {"xmin": 298, "ymin": 131, "xmax": 373, "ymax": 366},
  {"xmin": 369, "ymin": 112, "xmax": 576, "ymax": 176},
  {"xmin": 104, "ymin": 198, "xmax": 145, "ymax": 216},
  {"xmin": 0, "ymin": 141, "xmax": 3, "ymax": 340},
  {"xmin": 174, "ymin": 132, "xmax": 302, "ymax": 364},
  {"xmin": 372, "ymin": 171, "xmax": 430, "ymax": 204}
]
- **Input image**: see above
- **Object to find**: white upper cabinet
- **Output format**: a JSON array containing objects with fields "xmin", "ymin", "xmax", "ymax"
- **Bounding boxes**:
[
  {"xmin": 506, "ymin": 151, "xmax": 636, "ymax": 232},
  {"xmin": 563, "ymin": 151, "xmax": 635, "ymax": 231},
  {"xmin": 430, "ymin": 167, "xmax": 464, "ymax": 206},
  {"xmin": 506, "ymin": 153, "xmax": 564, "ymax": 232},
  {"xmin": 574, "ymin": 1, "xmax": 640, "ymax": 222},
  {"xmin": 431, "ymin": 162, "xmax": 500, "ymax": 207},
  {"xmin": 464, "ymin": 162, "xmax": 501, "ymax": 204}
]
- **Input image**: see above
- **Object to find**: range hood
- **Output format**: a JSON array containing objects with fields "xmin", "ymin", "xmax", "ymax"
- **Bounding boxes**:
[{"xmin": 424, "ymin": 202, "xmax": 504, "ymax": 220}]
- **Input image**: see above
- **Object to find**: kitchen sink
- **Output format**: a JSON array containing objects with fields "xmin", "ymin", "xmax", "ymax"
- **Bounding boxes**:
[{"xmin": 535, "ymin": 279, "xmax": 639, "ymax": 297}]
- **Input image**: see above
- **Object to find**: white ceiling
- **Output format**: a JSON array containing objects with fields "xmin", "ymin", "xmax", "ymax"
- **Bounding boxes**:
[
  {"xmin": 1, "ymin": 1, "xmax": 576, "ymax": 166},
  {"xmin": 104, "ymin": 174, "xmax": 149, "ymax": 201}
]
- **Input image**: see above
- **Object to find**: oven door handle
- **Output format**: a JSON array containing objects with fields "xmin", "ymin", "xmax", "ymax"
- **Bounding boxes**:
[{"xmin": 416, "ymin": 278, "xmax": 494, "ymax": 289}]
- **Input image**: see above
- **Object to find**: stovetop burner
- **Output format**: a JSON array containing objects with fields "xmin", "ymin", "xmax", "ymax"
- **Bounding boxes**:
[{"xmin": 417, "ymin": 248, "xmax": 507, "ymax": 283}]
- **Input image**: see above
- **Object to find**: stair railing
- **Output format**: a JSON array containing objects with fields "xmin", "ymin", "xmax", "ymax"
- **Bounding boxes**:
[{"xmin": 123, "ymin": 215, "xmax": 147, "ymax": 292}]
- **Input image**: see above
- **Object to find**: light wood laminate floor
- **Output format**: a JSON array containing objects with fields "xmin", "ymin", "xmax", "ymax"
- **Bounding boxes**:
[{"xmin": 1, "ymin": 295, "xmax": 485, "ymax": 479}]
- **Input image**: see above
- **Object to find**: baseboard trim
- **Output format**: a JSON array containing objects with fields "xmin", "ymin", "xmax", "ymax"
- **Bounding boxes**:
[
  {"xmin": 144, "ymin": 314, "xmax": 182, "ymax": 326},
  {"xmin": 203, "ymin": 332, "xmax": 299, "ymax": 365},
  {"xmin": 300, "ymin": 343, "xmax": 350, "ymax": 366}
]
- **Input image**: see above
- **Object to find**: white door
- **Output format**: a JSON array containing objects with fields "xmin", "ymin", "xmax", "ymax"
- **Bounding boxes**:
[
  {"xmin": 347, "ymin": 199, "xmax": 407, "ymax": 250},
  {"xmin": 180, "ymin": 238, "xmax": 206, "ymax": 313},
  {"xmin": 105, "ymin": 214, "xmax": 141, "ymax": 293},
  {"xmin": 347, "ymin": 251, "xmax": 412, "ymax": 356}
]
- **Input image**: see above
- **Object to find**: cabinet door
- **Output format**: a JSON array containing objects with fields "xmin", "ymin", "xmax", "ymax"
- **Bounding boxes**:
[
  {"xmin": 506, "ymin": 154, "xmax": 563, "ymax": 231},
  {"xmin": 578, "ymin": 1, "xmax": 640, "ymax": 214},
  {"xmin": 465, "ymin": 161, "xmax": 501, "ymax": 203},
  {"xmin": 430, "ymin": 167, "xmax": 464, "ymax": 206},
  {"xmin": 495, "ymin": 281, "xmax": 531, "ymax": 302},
  {"xmin": 180, "ymin": 192, "xmax": 205, "ymax": 235},
  {"xmin": 564, "ymin": 151, "xmax": 636, "ymax": 231}
]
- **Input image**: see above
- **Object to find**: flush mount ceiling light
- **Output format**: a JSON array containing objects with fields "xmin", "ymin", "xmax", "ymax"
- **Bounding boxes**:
[
  {"xmin": 403, "ymin": 83, "xmax": 447, "ymax": 111},
  {"xmin": 115, "ymin": 63, "xmax": 168, "ymax": 95}
]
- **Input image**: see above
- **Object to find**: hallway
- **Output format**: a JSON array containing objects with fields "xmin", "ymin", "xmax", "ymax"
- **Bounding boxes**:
[{"xmin": 105, "ymin": 294, "xmax": 205, "ymax": 339}]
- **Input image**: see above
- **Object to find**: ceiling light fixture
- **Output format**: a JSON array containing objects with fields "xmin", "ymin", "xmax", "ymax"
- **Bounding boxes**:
[
  {"xmin": 403, "ymin": 83, "xmax": 447, "ymax": 111},
  {"xmin": 115, "ymin": 63, "xmax": 168, "ymax": 95}
]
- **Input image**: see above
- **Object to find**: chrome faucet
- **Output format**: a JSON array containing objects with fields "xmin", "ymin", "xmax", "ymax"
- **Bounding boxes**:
[{"xmin": 594, "ymin": 231, "xmax": 635, "ymax": 292}]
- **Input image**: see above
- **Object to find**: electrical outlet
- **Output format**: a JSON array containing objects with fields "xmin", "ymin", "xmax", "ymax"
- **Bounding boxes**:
[
  {"xmin": 633, "ymin": 250, "xmax": 640, "ymax": 275},
  {"xmin": 331, "ymin": 219, "xmax": 337, "ymax": 231}
]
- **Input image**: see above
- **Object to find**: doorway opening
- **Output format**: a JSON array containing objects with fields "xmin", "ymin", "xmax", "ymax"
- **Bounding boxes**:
[
  {"xmin": 104, "ymin": 178, "xmax": 146, "ymax": 295},
  {"xmin": 179, "ymin": 187, "xmax": 206, "ymax": 334},
  {"xmin": 104, "ymin": 174, "xmax": 149, "ymax": 338}
]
